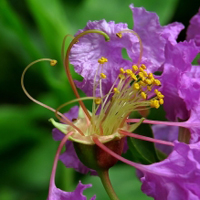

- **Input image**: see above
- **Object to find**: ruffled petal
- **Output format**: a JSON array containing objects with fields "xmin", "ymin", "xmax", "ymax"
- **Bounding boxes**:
[
  {"xmin": 70, "ymin": 20, "xmax": 134, "ymax": 96},
  {"xmin": 187, "ymin": 8, "xmax": 200, "ymax": 48},
  {"xmin": 47, "ymin": 181, "xmax": 96, "ymax": 200},
  {"xmin": 160, "ymin": 41, "xmax": 199, "ymax": 121},
  {"xmin": 129, "ymin": 4, "xmax": 184, "ymax": 72},
  {"xmin": 141, "ymin": 141, "xmax": 200, "ymax": 200}
]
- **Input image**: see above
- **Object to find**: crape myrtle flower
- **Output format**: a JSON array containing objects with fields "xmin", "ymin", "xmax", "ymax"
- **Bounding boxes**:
[{"xmin": 21, "ymin": 4, "xmax": 200, "ymax": 200}]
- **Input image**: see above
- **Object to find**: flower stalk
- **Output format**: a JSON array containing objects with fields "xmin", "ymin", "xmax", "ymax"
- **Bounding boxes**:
[{"xmin": 97, "ymin": 170, "xmax": 119, "ymax": 200}]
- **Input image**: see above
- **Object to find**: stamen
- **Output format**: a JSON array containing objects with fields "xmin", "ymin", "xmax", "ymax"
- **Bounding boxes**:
[
  {"xmin": 113, "ymin": 88, "xmax": 120, "ymax": 94},
  {"xmin": 95, "ymin": 98, "xmax": 102, "ymax": 105},
  {"xmin": 141, "ymin": 92, "xmax": 147, "ymax": 100},
  {"xmin": 64, "ymin": 30, "xmax": 110, "ymax": 121},
  {"xmin": 100, "ymin": 73, "xmax": 107, "ymax": 79},
  {"xmin": 48, "ymin": 131, "xmax": 73, "ymax": 199},
  {"xmin": 21, "ymin": 58, "xmax": 85, "ymax": 135},
  {"xmin": 120, "ymin": 68, "xmax": 125, "ymax": 74},
  {"xmin": 126, "ymin": 119, "xmax": 200, "ymax": 129},
  {"xmin": 119, "ymin": 130, "xmax": 174, "ymax": 146},
  {"xmin": 98, "ymin": 57, "xmax": 108, "ymax": 64},
  {"xmin": 50, "ymin": 60, "xmax": 57, "ymax": 66},
  {"xmin": 117, "ymin": 29, "xmax": 143, "ymax": 66},
  {"xmin": 132, "ymin": 65, "xmax": 138, "ymax": 71}
]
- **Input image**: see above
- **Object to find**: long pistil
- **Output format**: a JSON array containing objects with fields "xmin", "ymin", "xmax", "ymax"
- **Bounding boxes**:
[{"xmin": 64, "ymin": 30, "xmax": 110, "ymax": 121}]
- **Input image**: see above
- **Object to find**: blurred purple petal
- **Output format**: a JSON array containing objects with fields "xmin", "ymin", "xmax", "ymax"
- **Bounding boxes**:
[
  {"xmin": 141, "ymin": 141, "xmax": 200, "ymax": 199},
  {"xmin": 48, "ymin": 181, "xmax": 96, "ymax": 200}
]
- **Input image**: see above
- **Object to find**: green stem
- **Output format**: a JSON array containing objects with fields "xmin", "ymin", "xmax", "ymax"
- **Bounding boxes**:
[{"xmin": 98, "ymin": 169, "xmax": 120, "ymax": 200}]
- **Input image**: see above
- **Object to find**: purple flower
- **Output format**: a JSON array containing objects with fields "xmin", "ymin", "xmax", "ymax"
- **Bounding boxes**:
[
  {"xmin": 140, "ymin": 141, "xmax": 200, "ymax": 200},
  {"xmin": 48, "ymin": 181, "xmax": 95, "ymax": 200},
  {"xmin": 69, "ymin": 4, "xmax": 184, "ymax": 96},
  {"xmin": 187, "ymin": 8, "xmax": 200, "ymax": 48},
  {"xmin": 46, "ymin": 4, "xmax": 200, "ymax": 200}
]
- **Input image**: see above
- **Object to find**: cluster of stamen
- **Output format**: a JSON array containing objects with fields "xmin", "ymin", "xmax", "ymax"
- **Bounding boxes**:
[{"xmin": 90, "ymin": 56, "xmax": 164, "ymax": 136}]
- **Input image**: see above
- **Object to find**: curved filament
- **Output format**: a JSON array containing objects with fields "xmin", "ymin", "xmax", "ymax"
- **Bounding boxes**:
[
  {"xmin": 119, "ymin": 130, "xmax": 174, "ymax": 146},
  {"xmin": 118, "ymin": 29, "xmax": 143, "ymax": 66},
  {"xmin": 21, "ymin": 58, "xmax": 83, "ymax": 136},
  {"xmin": 48, "ymin": 131, "xmax": 73, "ymax": 199},
  {"xmin": 64, "ymin": 29, "xmax": 110, "ymax": 121}
]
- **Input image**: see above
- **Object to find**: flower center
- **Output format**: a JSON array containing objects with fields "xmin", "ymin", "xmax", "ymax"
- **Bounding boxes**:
[{"xmin": 89, "ymin": 57, "xmax": 164, "ymax": 136}]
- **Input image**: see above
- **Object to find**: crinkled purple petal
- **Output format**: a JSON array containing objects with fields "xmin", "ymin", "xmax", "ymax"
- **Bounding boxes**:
[
  {"xmin": 186, "ymin": 108, "xmax": 200, "ymax": 143},
  {"xmin": 70, "ymin": 20, "xmax": 134, "ymax": 96},
  {"xmin": 152, "ymin": 124, "xmax": 179, "ymax": 155},
  {"xmin": 178, "ymin": 65, "xmax": 200, "ymax": 111},
  {"xmin": 129, "ymin": 4, "xmax": 184, "ymax": 72},
  {"xmin": 187, "ymin": 8, "xmax": 200, "ymax": 48},
  {"xmin": 160, "ymin": 41, "xmax": 199, "ymax": 121},
  {"xmin": 70, "ymin": 5, "xmax": 184, "ymax": 96},
  {"xmin": 177, "ymin": 65, "xmax": 200, "ymax": 143},
  {"xmin": 52, "ymin": 106, "xmax": 96, "ymax": 175},
  {"xmin": 47, "ymin": 181, "xmax": 96, "ymax": 200},
  {"xmin": 141, "ymin": 141, "xmax": 200, "ymax": 200}
]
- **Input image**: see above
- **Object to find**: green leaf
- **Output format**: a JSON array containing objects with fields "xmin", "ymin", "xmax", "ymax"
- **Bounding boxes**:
[{"xmin": 127, "ymin": 123, "xmax": 159, "ymax": 164}]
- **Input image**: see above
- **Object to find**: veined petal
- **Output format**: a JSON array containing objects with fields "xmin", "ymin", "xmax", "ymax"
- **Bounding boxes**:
[
  {"xmin": 160, "ymin": 41, "xmax": 199, "ymax": 121},
  {"xmin": 70, "ymin": 20, "xmax": 133, "ymax": 96},
  {"xmin": 141, "ymin": 141, "xmax": 200, "ymax": 200},
  {"xmin": 129, "ymin": 4, "xmax": 184, "ymax": 73}
]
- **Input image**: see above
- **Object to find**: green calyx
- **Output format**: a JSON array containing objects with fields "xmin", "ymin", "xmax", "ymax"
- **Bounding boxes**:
[{"xmin": 74, "ymin": 137, "xmax": 125, "ymax": 171}]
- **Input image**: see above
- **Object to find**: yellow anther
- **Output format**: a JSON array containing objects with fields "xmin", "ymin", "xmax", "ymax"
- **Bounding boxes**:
[
  {"xmin": 133, "ymin": 83, "xmax": 140, "ymax": 90},
  {"xmin": 125, "ymin": 69, "xmax": 132, "ymax": 75},
  {"xmin": 141, "ymin": 91, "xmax": 147, "ymax": 100},
  {"xmin": 147, "ymin": 86, "xmax": 152, "ymax": 91},
  {"xmin": 100, "ymin": 73, "xmax": 107, "ymax": 79},
  {"xmin": 139, "ymin": 67, "xmax": 144, "ymax": 72},
  {"xmin": 139, "ymin": 81, "xmax": 146, "ymax": 87},
  {"xmin": 116, "ymin": 33, "xmax": 122, "ymax": 38},
  {"xmin": 144, "ymin": 78, "xmax": 152, "ymax": 85},
  {"xmin": 159, "ymin": 98, "xmax": 164, "ymax": 105},
  {"xmin": 154, "ymin": 89, "xmax": 159, "ymax": 94},
  {"xmin": 157, "ymin": 92, "xmax": 164, "ymax": 99},
  {"xmin": 141, "ymin": 64, "xmax": 146, "ymax": 70},
  {"xmin": 113, "ymin": 87, "xmax": 120, "ymax": 94},
  {"xmin": 118, "ymin": 74, "xmax": 125, "ymax": 80},
  {"xmin": 150, "ymin": 99, "xmax": 160, "ymax": 109},
  {"xmin": 139, "ymin": 72, "xmax": 144, "ymax": 79},
  {"xmin": 132, "ymin": 65, "xmax": 138, "ymax": 71},
  {"xmin": 150, "ymin": 77, "xmax": 155, "ymax": 83},
  {"xmin": 95, "ymin": 98, "xmax": 102, "ymax": 105},
  {"xmin": 50, "ymin": 60, "xmax": 57, "ymax": 66},
  {"xmin": 142, "ymin": 70, "xmax": 148, "ymax": 77},
  {"xmin": 148, "ymin": 73, "xmax": 154, "ymax": 79},
  {"xmin": 154, "ymin": 79, "xmax": 161, "ymax": 86},
  {"xmin": 131, "ymin": 73, "xmax": 138, "ymax": 81},
  {"xmin": 120, "ymin": 68, "xmax": 125, "ymax": 74},
  {"xmin": 98, "ymin": 57, "xmax": 108, "ymax": 64}
]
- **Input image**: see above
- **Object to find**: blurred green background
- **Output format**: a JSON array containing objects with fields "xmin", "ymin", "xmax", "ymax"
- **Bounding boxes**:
[{"xmin": 0, "ymin": 0, "xmax": 199, "ymax": 199}]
